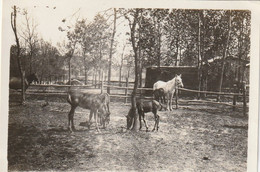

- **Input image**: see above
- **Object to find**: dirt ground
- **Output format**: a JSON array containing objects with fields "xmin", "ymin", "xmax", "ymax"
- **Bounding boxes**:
[{"xmin": 8, "ymin": 92, "xmax": 248, "ymax": 171}]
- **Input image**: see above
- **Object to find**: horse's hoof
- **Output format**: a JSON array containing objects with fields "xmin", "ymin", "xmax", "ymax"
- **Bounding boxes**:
[{"xmin": 146, "ymin": 129, "xmax": 149, "ymax": 132}]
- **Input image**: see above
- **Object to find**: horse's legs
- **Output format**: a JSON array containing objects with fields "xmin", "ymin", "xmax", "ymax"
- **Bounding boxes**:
[
  {"xmin": 169, "ymin": 91, "xmax": 175, "ymax": 111},
  {"xmin": 152, "ymin": 110, "xmax": 158, "ymax": 131},
  {"xmin": 139, "ymin": 111, "xmax": 142, "ymax": 130},
  {"xmin": 166, "ymin": 93, "xmax": 170, "ymax": 111},
  {"xmin": 94, "ymin": 110, "xmax": 100, "ymax": 132},
  {"xmin": 68, "ymin": 106, "xmax": 76, "ymax": 131},
  {"xmin": 88, "ymin": 110, "xmax": 94, "ymax": 129},
  {"xmin": 156, "ymin": 115, "xmax": 160, "ymax": 131},
  {"xmin": 142, "ymin": 113, "xmax": 149, "ymax": 132}
]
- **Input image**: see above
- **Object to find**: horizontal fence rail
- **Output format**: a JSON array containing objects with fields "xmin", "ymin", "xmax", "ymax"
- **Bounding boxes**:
[
  {"xmin": 23, "ymin": 83, "xmax": 248, "ymax": 116},
  {"xmin": 178, "ymin": 88, "xmax": 247, "ymax": 97}
]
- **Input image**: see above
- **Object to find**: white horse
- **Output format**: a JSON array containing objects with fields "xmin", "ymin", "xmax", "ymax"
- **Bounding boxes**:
[{"xmin": 153, "ymin": 74, "xmax": 184, "ymax": 111}]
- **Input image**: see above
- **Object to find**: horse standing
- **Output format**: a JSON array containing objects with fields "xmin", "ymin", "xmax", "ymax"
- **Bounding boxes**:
[
  {"xmin": 153, "ymin": 74, "xmax": 184, "ymax": 111},
  {"xmin": 67, "ymin": 89, "xmax": 110, "ymax": 132},
  {"xmin": 153, "ymin": 88, "xmax": 166, "ymax": 104},
  {"xmin": 9, "ymin": 73, "xmax": 39, "ymax": 90}
]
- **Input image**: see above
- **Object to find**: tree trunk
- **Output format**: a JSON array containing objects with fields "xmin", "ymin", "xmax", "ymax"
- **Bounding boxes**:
[
  {"xmin": 92, "ymin": 70, "xmax": 95, "ymax": 85},
  {"xmin": 139, "ymin": 64, "xmax": 142, "ymax": 88},
  {"xmin": 83, "ymin": 54, "xmax": 87, "ymax": 85},
  {"xmin": 29, "ymin": 53, "xmax": 32, "ymax": 74},
  {"xmin": 197, "ymin": 12, "xmax": 202, "ymax": 99},
  {"xmin": 68, "ymin": 57, "xmax": 72, "ymax": 85},
  {"xmin": 107, "ymin": 8, "xmax": 117, "ymax": 94},
  {"xmin": 119, "ymin": 65, "xmax": 122, "ymax": 86},
  {"xmin": 11, "ymin": 5, "xmax": 26, "ymax": 104},
  {"xmin": 175, "ymin": 37, "xmax": 179, "ymax": 66},
  {"xmin": 94, "ymin": 68, "xmax": 97, "ymax": 88},
  {"xmin": 84, "ymin": 68, "xmax": 87, "ymax": 85},
  {"xmin": 98, "ymin": 68, "xmax": 101, "ymax": 88},
  {"xmin": 125, "ymin": 9, "xmax": 140, "ymax": 131},
  {"xmin": 218, "ymin": 11, "xmax": 231, "ymax": 98},
  {"xmin": 119, "ymin": 45, "xmax": 126, "ymax": 87}
]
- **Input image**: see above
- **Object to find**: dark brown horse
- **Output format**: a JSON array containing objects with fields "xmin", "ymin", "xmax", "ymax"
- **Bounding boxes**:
[
  {"xmin": 153, "ymin": 88, "xmax": 166, "ymax": 104},
  {"xmin": 9, "ymin": 73, "xmax": 39, "ymax": 90},
  {"xmin": 126, "ymin": 100, "xmax": 166, "ymax": 131}
]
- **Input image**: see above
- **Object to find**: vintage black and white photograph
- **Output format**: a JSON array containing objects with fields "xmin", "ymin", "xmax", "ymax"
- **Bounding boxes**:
[{"xmin": 1, "ymin": 0, "xmax": 260, "ymax": 171}]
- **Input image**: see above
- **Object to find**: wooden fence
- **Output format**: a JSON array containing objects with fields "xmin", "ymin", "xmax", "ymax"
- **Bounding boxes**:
[{"xmin": 27, "ymin": 82, "xmax": 248, "ymax": 116}]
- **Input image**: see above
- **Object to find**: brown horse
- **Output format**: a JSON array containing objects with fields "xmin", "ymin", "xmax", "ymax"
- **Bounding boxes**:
[
  {"xmin": 67, "ymin": 89, "xmax": 110, "ymax": 132},
  {"xmin": 9, "ymin": 73, "xmax": 39, "ymax": 90},
  {"xmin": 126, "ymin": 100, "xmax": 166, "ymax": 131},
  {"xmin": 153, "ymin": 88, "xmax": 166, "ymax": 104}
]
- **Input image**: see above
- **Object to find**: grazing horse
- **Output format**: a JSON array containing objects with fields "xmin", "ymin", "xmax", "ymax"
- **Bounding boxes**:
[
  {"xmin": 153, "ymin": 74, "xmax": 184, "ymax": 111},
  {"xmin": 153, "ymin": 88, "xmax": 166, "ymax": 104},
  {"xmin": 67, "ymin": 89, "xmax": 110, "ymax": 132},
  {"xmin": 9, "ymin": 73, "xmax": 39, "ymax": 90},
  {"xmin": 95, "ymin": 93, "xmax": 110, "ymax": 128}
]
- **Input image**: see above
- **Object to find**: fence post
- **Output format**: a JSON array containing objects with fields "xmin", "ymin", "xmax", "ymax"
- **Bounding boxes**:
[
  {"xmin": 175, "ymin": 87, "xmax": 178, "ymax": 109},
  {"xmin": 101, "ymin": 79, "xmax": 103, "ymax": 94},
  {"xmin": 232, "ymin": 95, "xmax": 237, "ymax": 111},
  {"xmin": 242, "ymin": 82, "xmax": 247, "ymax": 116},
  {"xmin": 125, "ymin": 77, "xmax": 129, "ymax": 103}
]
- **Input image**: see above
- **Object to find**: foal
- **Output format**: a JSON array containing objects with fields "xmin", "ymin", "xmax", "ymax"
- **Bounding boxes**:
[{"xmin": 137, "ymin": 100, "xmax": 166, "ymax": 131}]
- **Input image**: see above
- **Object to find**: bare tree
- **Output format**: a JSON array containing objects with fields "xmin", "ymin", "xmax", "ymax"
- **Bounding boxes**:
[
  {"xmin": 11, "ymin": 6, "xmax": 26, "ymax": 104},
  {"xmin": 119, "ymin": 44, "xmax": 126, "ymax": 86},
  {"xmin": 107, "ymin": 8, "xmax": 117, "ymax": 93},
  {"xmin": 20, "ymin": 10, "xmax": 39, "ymax": 74}
]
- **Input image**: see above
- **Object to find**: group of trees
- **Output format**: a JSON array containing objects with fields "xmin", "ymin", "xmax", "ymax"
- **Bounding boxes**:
[
  {"xmin": 10, "ymin": 7, "xmax": 65, "ymax": 84},
  {"xmin": 11, "ymin": 7, "xmax": 250, "ymax": 129},
  {"xmin": 120, "ymin": 9, "xmax": 250, "ymax": 130}
]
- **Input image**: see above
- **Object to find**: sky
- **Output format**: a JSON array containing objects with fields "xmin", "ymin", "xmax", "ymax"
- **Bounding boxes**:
[
  {"xmin": 5, "ymin": 1, "xmax": 115, "ymax": 46},
  {"xmin": 2, "ymin": 0, "xmax": 132, "ymax": 64}
]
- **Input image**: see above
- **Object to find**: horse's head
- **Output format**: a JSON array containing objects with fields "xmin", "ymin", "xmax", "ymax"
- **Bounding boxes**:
[
  {"xmin": 98, "ymin": 105, "xmax": 110, "ymax": 127},
  {"xmin": 175, "ymin": 74, "xmax": 184, "ymax": 88},
  {"xmin": 27, "ymin": 73, "xmax": 39, "ymax": 84}
]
